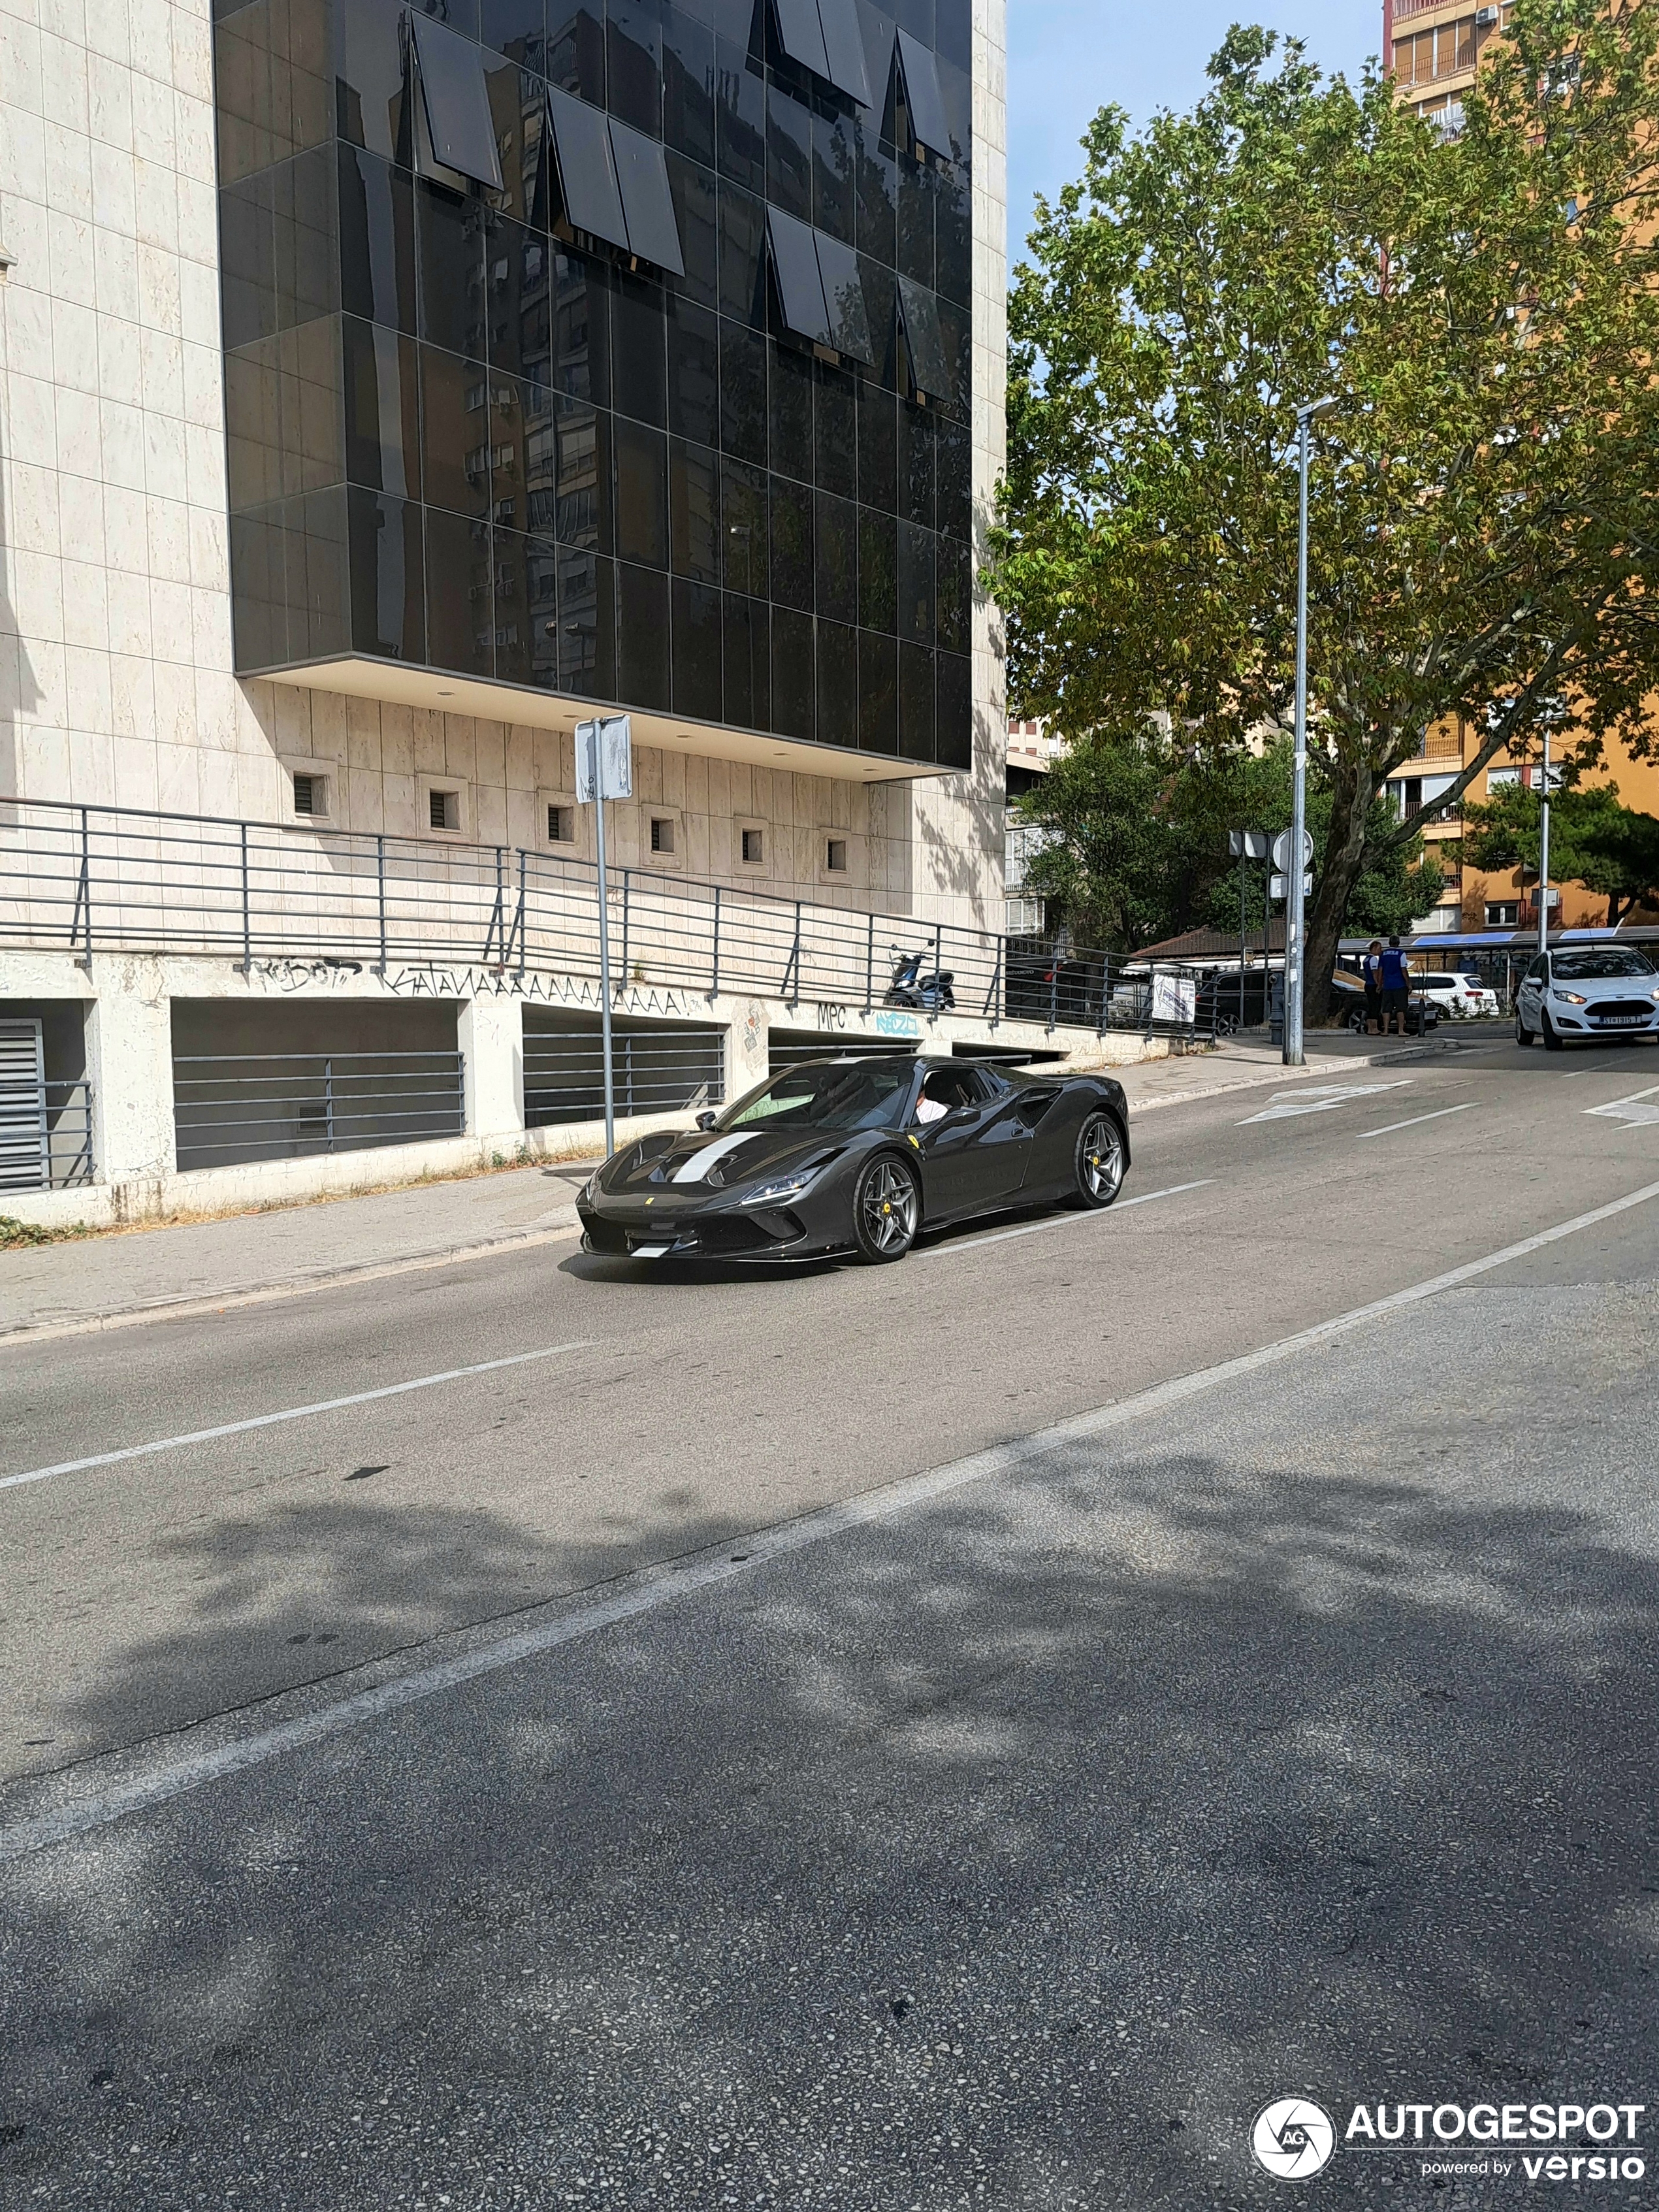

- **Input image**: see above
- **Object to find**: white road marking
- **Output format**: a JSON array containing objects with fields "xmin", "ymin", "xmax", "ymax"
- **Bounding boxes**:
[
  {"xmin": 1357, "ymin": 1103, "xmax": 1479, "ymax": 1140},
  {"xmin": 1585, "ymin": 1083, "xmax": 1659, "ymax": 1128},
  {"xmin": 7, "ymin": 1177, "xmax": 1659, "ymax": 1864},
  {"xmin": 0, "ymin": 1341, "xmax": 592, "ymax": 1497},
  {"xmin": 1238, "ymin": 1081, "xmax": 1413, "ymax": 1124},
  {"xmin": 916, "ymin": 1180, "xmax": 1214, "ymax": 1259}
]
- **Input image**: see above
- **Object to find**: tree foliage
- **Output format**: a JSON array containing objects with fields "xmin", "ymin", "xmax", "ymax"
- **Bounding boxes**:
[
  {"xmin": 1019, "ymin": 730, "xmax": 1444, "ymax": 954},
  {"xmin": 1461, "ymin": 781, "xmax": 1659, "ymax": 922},
  {"xmin": 993, "ymin": 0, "xmax": 1659, "ymax": 1013}
]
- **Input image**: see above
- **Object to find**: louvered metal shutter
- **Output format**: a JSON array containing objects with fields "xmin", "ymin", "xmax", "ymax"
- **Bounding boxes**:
[{"xmin": 0, "ymin": 1018, "xmax": 48, "ymax": 1192}]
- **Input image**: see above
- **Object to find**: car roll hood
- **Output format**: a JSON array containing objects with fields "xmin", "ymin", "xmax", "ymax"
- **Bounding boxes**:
[{"xmin": 594, "ymin": 1123, "xmax": 852, "ymax": 1199}]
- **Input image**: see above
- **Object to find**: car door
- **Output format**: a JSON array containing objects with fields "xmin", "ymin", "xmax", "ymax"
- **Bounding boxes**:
[
  {"xmin": 1518, "ymin": 953, "xmax": 1548, "ymax": 1020},
  {"xmin": 912, "ymin": 1066, "xmax": 1034, "ymax": 1220}
]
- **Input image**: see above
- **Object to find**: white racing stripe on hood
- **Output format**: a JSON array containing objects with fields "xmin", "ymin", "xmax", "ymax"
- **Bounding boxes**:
[{"xmin": 669, "ymin": 1132, "xmax": 760, "ymax": 1184}]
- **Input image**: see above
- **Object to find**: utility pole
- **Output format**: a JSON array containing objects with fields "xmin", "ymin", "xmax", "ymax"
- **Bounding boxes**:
[
  {"xmin": 1537, "ymin": 726, "xmax": 1552, "ymax": 959},
  {"xmin": 1285, "ymin": 397, "xmax": 1338, "ymax": 1067}
]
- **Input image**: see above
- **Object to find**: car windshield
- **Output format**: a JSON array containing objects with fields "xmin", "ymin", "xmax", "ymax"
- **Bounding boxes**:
[
  {"xmin": 1552, "ymin": 949, "xmax": 1655, "ymax": 981},
  {"xmin": 718, "ymin": 1060, "xmax": 916, "ymax": 1132}
]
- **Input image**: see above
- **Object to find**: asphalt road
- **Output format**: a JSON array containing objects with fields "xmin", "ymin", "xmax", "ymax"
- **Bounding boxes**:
[{"xmin": 2, "ymin": 1031, "xmax": 1658, "ymax": 2209}]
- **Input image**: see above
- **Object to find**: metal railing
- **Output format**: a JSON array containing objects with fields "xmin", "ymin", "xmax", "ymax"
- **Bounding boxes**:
[
  {"xmin": 0, "ymin": 796, "xmax": 1199, "ymax": 1040},
  {"xmin": 0, "ymin": 1077, "xmax": 95, "ymax": 1192},
  {"xmin": 172, "ymin": 1050, "xmax": 465, "ymax": 1170},
  {"xmin": 523, "ymin": 1022, "xmax": 725, "ymax": 1128}
]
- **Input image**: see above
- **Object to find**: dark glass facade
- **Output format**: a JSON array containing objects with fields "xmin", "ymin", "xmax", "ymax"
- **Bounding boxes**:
[{"xmin": 214, "ymin": 0, "xmax": 973, "ymax": 769}]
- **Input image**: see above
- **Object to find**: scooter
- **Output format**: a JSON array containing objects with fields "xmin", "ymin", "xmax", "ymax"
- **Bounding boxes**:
[{"xmin": 885, "ymin": 947, "xmax": 956, "ymax": 1012}]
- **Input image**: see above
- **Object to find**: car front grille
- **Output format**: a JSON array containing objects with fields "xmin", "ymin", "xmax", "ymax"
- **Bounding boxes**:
[{"xmin": 1588, "ymin": 1000, "xmax": 1656, "ymax": 1022}]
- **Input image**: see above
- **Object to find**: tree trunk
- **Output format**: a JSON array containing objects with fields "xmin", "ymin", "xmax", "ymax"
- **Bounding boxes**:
[{"xmin": 1303, "ymin": 759, "xmax": 1376, "ymax": 1023}]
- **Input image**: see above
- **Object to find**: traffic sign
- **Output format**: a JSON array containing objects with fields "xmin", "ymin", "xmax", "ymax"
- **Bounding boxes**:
[
  {"xmin": 1270, "ymin": 871, "xmax": 1312, "ymax": 900},
  {"xmin": 575, "ymin": 715, "xmax": 632, "ymax": 802},
  {"xmin": 1272, "ymin": 827, "xmax": 1314, "ymax": 875}
]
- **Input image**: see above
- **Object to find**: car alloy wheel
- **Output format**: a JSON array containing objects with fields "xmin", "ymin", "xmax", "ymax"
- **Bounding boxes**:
[
  {"xmin": 1075, "ymin": 1111, "xmax": 1125, "ymax": 1209},
  {"xmin": 852, "ymin": 1154, "xmax": 920, "ymax": 1263},
  {"xmin": 1541, "ymin": 1011, "xmax": 1564, "ymax": 1052}
]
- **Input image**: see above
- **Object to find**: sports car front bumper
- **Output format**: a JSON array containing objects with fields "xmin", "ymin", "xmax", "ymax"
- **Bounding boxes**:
[{"xmin": 577, "ymin": 1196, "xmax": 822, "ymax": 1260}]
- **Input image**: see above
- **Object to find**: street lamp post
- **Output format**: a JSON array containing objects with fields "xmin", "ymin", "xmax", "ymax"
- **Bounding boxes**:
[{"xmin": 1285, "ymin": 396, "xmax": 1338, "ymax": 1069}]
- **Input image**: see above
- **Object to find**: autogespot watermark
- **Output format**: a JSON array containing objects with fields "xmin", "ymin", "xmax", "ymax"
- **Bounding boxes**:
[{"xmin": 1248, "ymin": 2097, "xmax": 1649, "ymax": 2185}]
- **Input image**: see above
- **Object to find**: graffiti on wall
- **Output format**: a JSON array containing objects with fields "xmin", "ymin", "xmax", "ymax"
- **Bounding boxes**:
[{"xmin": 248, "ymin": 960, "xmax": 698, "ymax": 1019}]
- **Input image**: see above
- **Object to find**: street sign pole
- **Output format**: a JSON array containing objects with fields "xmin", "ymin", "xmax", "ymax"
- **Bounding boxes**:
[
  {"xmin": 575, "ymin": 715, "xmax": 633, "ymax": 1157},
  {"xmin": 1537, "ymin": 726, "xmax": 1552, "ymax": 960},
  {"xmin": 1285, "ymin": 397, "xmax": 1337, "ymax": 1067}
]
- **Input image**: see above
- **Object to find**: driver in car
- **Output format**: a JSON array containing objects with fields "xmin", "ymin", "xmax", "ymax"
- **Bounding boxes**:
[{"xmin": 915, "ymin": 1069, "xmax": 973, "ymax": 1124}]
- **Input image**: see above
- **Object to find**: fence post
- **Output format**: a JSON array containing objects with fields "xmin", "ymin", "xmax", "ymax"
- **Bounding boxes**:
[
  {"xmin": 1098, "ymin": 952, "xmax": 1110, "ymax": 1037},
  {"xmin": 711, "ymin": 884, "xmax": 722, "ymax": 998},
  {"xmin": 376, "ymin": 835, "xmax": 387, "ymax": 975},
  {"xmin": 865, "ymin": 912, "xmax": 875, "ymax": 1010},
  {"xmin": 620, "ymin": 870, "xmax": 631, "ymax": 982},
  {"xmin": 1048, "ymin": 949, "xmax": 1059, "ymax": 1032},
  {"xmin": 238, "ymin": 821, "xmax": 251, "ymax": 973},
  {"xmin": 984, "ymin": 937, "xmax": 1002, "ymax": 1023},
  {"xmin": 515, "ymin": 847, "xmax": 527, "ymax": 977},
  {"xmin": 72, "ymin": 805, "xmax": 92, "ymax": 967},
  {"xmin": 933, "ymin": 922, "xmax": 942, "ymax": 1007},
  {"xmin": 323, "ymin": 1056, "xmax": 334, "ymax": 1152}
]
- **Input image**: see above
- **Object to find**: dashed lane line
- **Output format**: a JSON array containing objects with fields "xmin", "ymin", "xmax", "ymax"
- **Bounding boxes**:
[
  {"xmin": 916, "ymin": 1180, "xmax": 1214, "ymax": 1260},
  {"xmin": 1357, "ymin": 1103, "xmax": 1479, "ymax": 1140}
]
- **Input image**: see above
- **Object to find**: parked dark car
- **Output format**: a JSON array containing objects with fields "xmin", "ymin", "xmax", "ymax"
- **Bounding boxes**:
[
  {"xmin": 1328, "ymin": 969, "xmax": 1440, "ymax": 1035},
  {"xmin": 1197, "ymin": 971, "xmax": 1271, "ymax": 1033},
  {"xmin": 577, "ymin": 1053, "xmax": 1132, "ymax": 1265}
]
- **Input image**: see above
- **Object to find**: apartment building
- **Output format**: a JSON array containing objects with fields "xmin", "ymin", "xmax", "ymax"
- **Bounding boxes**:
[{"xmin": 0, "ymin": 0, "xmax": 1016, "ymax": 1216}]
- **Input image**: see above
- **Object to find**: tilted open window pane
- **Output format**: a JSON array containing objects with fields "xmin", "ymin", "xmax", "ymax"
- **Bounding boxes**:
[
  {"xmin": 894, "ymin": 28, "xmax": 951, "ymax": 161},
  {"xmin": 766, "ymin": 206, "xmax": 832, "ymax": 347},
  {"xmin": 814, "ymin": 0, "xmax": 870, "ymax": 105},
  {"xmin": 546, "ymin": 85, "xmax": 631, "ymax": 253},
  {"xmin": 770, "ymin": 0, "xmax": 829, "ymax": 82},
  {"xmin": 813, "ymin": 229, "xmax": 871, "ymax": 363},
  {"xmin": 895, "ymin": 272, "xmax": 952, "ymax": 403},
  {"xmin": 609, "ymin": 115, "xmax": 687, "ymax": 274},
  {"xmin": 408, "ymin": 13, "xmax": 504, "ymax": 189}
]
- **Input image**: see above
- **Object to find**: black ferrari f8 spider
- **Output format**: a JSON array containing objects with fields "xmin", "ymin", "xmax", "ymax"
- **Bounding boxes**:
[{"xmin": 575, "ymin": 1053, "xmax": 1131, "ymax": 1265}]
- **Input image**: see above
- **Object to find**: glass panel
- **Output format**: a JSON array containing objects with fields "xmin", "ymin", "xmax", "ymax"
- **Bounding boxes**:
[
  {"xmin": 556, "ymin": 545, "xmax": 617, "ymax": 692},
  {"xmin": 716, "ymin": 37, "xmax": 766, "ymax": 189},
  {"xmin": 897, "ymin": 517, "xmax": 932, "ymax": 642},
  {"xmin": 415, "ymin": 0, "xmax": 481, "ymax": 41},
  {"xmin": 225, "ymin": 339, "xmax": 283, "ymax": 510},
  {"xmin": 491, "ymin": 519, "xmax": 534, "ymax": 682},
  {"xmin": 617, "ymin": 560, "xmax": 671, "ymax": 706},
  {"xmin": 526, "ymin": 534, "xmax": 560, "ymax": 684},
  {"xmin": 896, "ymin": 152, "xmax": 933, "ymax": 285},
  {"xmin": 338, "ymin": 145, "xmax": 417, "ymax": 333},
  {"xmin": 816, "ymin": 231, "xmax": 871, "ymax": 361},
  {"xmin": 273, "ymin": 146, "xmax": 339, "ymax": 332},
  {"xmin": 720, "ymin": 457, "xmax": 768, "ymax": 593},
  {"xmin": 612, "ymin": 119, "xmax": 686, "ymax": 272},
  {"xmin": 815, "ymin": 0, "xmax": 870, "ymax": 105},
  {"xmin": 547, "ymin": 0, "xmax": 606, "ymax": 100},
  {"xmin": 858, "ymin": 506, "xmax": 897, "ymax": 637},
  {"xmin": 816, "ymin": 617, "xmax": 858, "ymax": 747},
  {"xmin": 936, "ymin": 294, "xmax": 969, "ymax": 416},
  {"xmin": 935, "ymin": 648, "xmax": 970, "ymax": 768},
  {"xmin": 895, "ymin": 272, "xmax": 950, "ymax": 402},
  {"xmin": 858, "ymin": 626, "xmax": 897, "ymax": 752},
  {"xmin": 416, "ymin": 180, "xmax": 487, "ymax": 360},
  {"xmin": 668, "ymin": 297, "xmax": 720, "ymax": 445},
  {"xmin": 858, "ymin": 255, "xmax": 897, "ymax": 388},
  {"xmin": 524, "ymin": 377, "xmax": 558, "ymax": 529},
  {"xmin": 935, "ymin": 529, "xmax": 968, "ymax": 652},
  {"xmin": 894, "ymin": 27, "xmax": 948, "ymax": 158},
  {"xmin": 555, "ymin": 395, "xmax": 613, "ymax": 549},
  {"xmin": 935, "ymin": 158, "xmax": 969, "ymax": 302},
  {"xmin": 814, "ymin": 362, "xmax": 857, "ymax": 499},
  {"xmin": 767, "ymin": 84, "xmax": 813, "ymax": 220},
  {"xmin": 771, "ymin": 605, "xmax": 814, "ymax": 739},
  {"xmin": 219, "ymin": 174, "xmax": 276, "ymax": 350},
  {"xmin": 410, "ymin": 15, "xmax": 502, "ymax": 188},
  {"xmin": 669, "ymin": 436, "xmax": 720, "ymax": 578},
  {"xmin": 814, "ymin": 491, "xmax": 856, "ymax": 624},
  {"xmin": 897, "ymin": 396, "xmax": 932, "ymax": 525},
  {"xmin": 662, "ymin": 3, "xmax": 716, "ymax": 162},
  {"xmin": 934, "ymin": 0, "xmax": 968, "ymax": 69},
  {"xmin": 481, "ymin": 0, "xmax": 545, "ymax": 69},
  {"xmin": 334, "ymin": 0, "xmax": 408, "ymax": 164},
  {"xmin": 425, "ymin": 504, "xmax": 495, "ymax": 675},
  {"xmin": 607, "ymin": 0, "xmax": 662, "ymax": 134},
  {"xmin": 723, "ymin": 592, "xmax": 770, "ymax": 730},
  {"xmin": 858, "ymin": 380, "xmax": 896, "ymax": 512},
  {"xmin": 935, "ymin": 408, "xmax": 968, "ymax": 536},
  {"xmin": 937, "ymin": 50, "xmax": 969, "ymax": 166},
  {"xmin": 894, "ymin": 0, "xmax": 931, "ymax": 44},
  {"xmin": 487, "ymin": 365, "xmax": 532, "ymax": 530},
  {"xmin": 897, "ymin": 637, "xmax": 933, "ymax": 760},
  {"xmin": 719, "ymin": 319, "xmax": 768, "ymax": 463},
  {"xmin": 769, "ymin": 0, "xmax": 827, "ymax": 79},
  {"xmin": 230, "ymin": 317, "xmax": 342, "ymax": 502},
  {"xmin": 551, "ymin": 247, "xmax": 610, "ymax": 402},
  {"xmin": 614, "ymin": 416, "xmax": 669, "ymax": 566},
  {"xmin": 769, "ymin": 473, "xmax": 813, "ymax": 610},
  {"xmin": 609, "ymin": 269, "xmax": 668, "ymax": 423},
  {"xmin": 666, "ymin": 152, "xmax": 718, "ymax": 305},
  {"xmin": 855, "ymin": 125, "xmax": 896, "ymax": 265},
  {"xmin": 485, "ymin": 59, "xmax": 546, "ymax": 217},
  {"xmin": 768, "ymin": 338, "xmax": 814, "ymax": 480},
  {"xmin": 547, "ymin": 84, "xmax": 630, "ymax": 249},
  {"xmin": 671, "ymin": 576, "xmax": 724, "ymax": 717},
  {"xmin": 287, "ymin": 486, "xmax": 353, "ymax": 660},
  {"xmin": 485, "ymin": 208, "xmax": 547, "ymax": 380},
  {"xmin": 231, "ymin": 507, "xmax": 286, "ymax": 669},
  {"xmin": 342, "ymin": 316, "xmax": 421, "ymax": 496},
  {"xmin": 813, "ymin": 108, "xmax": 855, "ymax": 242},
  {"xmin": 419, "ymin": 342, "xmax": 491, "ymax": 516},
  {"xmin": 718, "ymin": 181, "xmax": 767, "ymax": 324}
]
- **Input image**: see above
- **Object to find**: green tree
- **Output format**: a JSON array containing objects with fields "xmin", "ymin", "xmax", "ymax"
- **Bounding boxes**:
[
  {"xmin": 993, "ymin": 0, "xmax": 1659, "ymax": 1018},
  {"xmin": 1462, "ymin": 782, "xmax": 1659, "ymax": 924}
]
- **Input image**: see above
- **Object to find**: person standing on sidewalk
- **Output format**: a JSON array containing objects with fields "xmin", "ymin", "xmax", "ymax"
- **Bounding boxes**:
[
  {"xmin": 1379, "ymin": 935, "xmax": 1412, "ymax": 1036},
  {"xmin": 1362, "ymin": 939, "xmax": 1384, "ymax": 1036}
]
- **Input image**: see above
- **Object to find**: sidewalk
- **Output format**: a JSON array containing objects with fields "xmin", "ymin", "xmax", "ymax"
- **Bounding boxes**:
[{"xmin": 0, "ymin": 1031, "xmax": 1465, "ymax": 1346}]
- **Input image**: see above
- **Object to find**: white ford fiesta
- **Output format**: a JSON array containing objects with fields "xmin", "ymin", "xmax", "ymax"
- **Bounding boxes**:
[{"xmin": 1515, "ymin": 945, "xmax": 1659, "ymax": 1049}]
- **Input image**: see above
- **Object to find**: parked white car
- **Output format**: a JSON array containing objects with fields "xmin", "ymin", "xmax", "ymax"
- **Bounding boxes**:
[
  {"xmin": 1515, "ymin": 946, "xmax": 1659, "ymax": 1049},
  {"xmin": 1412, "ymin": 970, "xmax": 1500, "ymax": 1019}
]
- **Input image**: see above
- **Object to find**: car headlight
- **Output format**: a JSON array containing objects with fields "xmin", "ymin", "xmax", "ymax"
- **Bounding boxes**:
[
  {"xmin": 579, "ymin": 1169, "xmax": 602, "ymax": 1202},
  {"xmin": 741, "ymin": 1166, "xmax": 830, "ymax": 1207},
  {"xmin": 1553, "ymin": 988, "xmax": 1588, "ymax": 1005}
]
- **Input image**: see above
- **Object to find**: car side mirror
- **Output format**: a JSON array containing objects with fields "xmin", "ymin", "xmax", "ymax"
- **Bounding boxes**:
[{"xmin": 695, "ymin": 1109, "xmax": 718, "ymax": 1130}]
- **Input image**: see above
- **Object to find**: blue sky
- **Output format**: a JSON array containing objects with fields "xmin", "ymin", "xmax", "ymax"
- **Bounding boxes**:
[{"xmin": 1006, "ymin": 1, "xmax": 1385, "ymax": 266}]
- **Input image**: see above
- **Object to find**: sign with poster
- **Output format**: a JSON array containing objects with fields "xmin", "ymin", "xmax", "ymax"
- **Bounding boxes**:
[
  {"xmin": 1150, "ymin": 970, "xmax": 1196, "ymax": 1026},
  {"xmin": 575, "ymin": 715, "xmax": 633, "ymax": 803}
]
